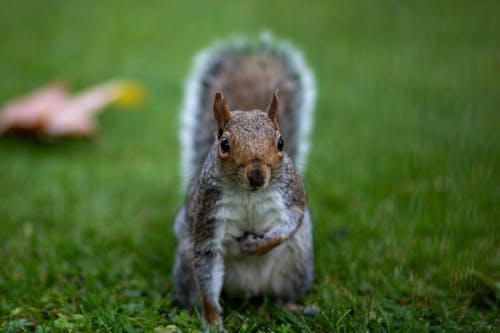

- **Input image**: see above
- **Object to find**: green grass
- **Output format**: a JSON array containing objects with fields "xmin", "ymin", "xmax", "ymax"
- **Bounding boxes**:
[{"xmin": 1, "ymin": 0, "xmax": 498, "ymax": 331}]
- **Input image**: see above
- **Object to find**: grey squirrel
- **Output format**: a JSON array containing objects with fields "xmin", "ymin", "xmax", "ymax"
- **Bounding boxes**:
[{"xmin": 172, "ymin": 34, "xmax": 317, "ymax": 329}]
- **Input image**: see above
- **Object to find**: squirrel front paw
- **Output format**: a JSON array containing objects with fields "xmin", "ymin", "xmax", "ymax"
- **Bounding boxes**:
[
  {"xmin": 237, "ymin": 233, "xmax": 262, "ymax": 254},
  {"xmin": 202, "ymin": 299, "xmax": 223, "ymax": 331},
  {"xmin": 237, "ymin": 232, "xmax": 283, "ymax": 255}
]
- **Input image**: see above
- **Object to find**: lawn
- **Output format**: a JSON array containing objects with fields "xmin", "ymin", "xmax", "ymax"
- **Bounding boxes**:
[{"xmin": 0, "ymin": 0, "xmax": 498, "ymax": 331}]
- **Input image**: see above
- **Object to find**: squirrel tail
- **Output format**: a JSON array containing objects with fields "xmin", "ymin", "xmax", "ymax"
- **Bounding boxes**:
[{"xmin": 179, "ymin": 32, "xmax": 316, "ymax": 190}]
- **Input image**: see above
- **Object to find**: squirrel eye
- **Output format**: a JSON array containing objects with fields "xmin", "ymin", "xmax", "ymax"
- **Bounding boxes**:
[
  {"xmin": 220, "ymin": 136, "xmax": 230, "ymax": 153},
  {"xmin": 277, "ymin": 136, "xmax": 284, "ymax": 152}
]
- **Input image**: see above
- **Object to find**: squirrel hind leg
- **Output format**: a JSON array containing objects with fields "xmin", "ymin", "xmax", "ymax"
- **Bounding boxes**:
[
  {"xmin": 172, "ymin": 209, "xmax": 199, "ymax": 310},
  {"xmin": 270, "ymin": 210, "xmax": 314, "ymax": 304},
  {"xmin": 172, "ymin": 245, "xmax": 199, "ymax": 310}
]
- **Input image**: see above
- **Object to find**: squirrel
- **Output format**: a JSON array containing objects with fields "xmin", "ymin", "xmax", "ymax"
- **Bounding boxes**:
[{"xmin": 172, "ymin": 34, "xmax": 317, "ymax": 330}]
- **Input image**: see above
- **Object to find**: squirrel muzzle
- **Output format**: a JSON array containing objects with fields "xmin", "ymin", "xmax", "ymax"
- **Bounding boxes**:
[{"xmin": 245, "ymin": 163, "xmax": 271, "ymax": 190}]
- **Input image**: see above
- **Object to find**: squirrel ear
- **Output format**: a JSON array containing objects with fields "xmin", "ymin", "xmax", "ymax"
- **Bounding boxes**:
[
  {"xmin": 213, "ymin": 91, "xmax": 231, "ymax": 138},
  {"xmin": 266, "ymin": 89, "xmax": 279, "ymax": 125}
]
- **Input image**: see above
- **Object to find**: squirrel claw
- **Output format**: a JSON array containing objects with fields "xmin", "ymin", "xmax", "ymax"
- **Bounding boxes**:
[{"xmin": 204, "ymin": 323, "xmax": 226, "ymax": 333}]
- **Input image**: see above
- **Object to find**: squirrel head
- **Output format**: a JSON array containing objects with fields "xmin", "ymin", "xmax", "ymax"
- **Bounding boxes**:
[{"xmin": 213, "ymin": 90, "xmax": 284, "ymax": 191}]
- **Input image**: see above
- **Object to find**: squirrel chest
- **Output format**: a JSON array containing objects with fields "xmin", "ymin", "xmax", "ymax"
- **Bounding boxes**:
[
  {"xmin": 211, "ymin": 184, "xmax": 291, "ymax": 296},
  {"xmin": 213, "ymin": 184, "xmax": 288, "ymax": 256}
]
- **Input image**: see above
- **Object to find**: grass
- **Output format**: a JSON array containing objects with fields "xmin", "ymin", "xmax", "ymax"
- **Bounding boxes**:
[{"xmin": 0, "ymin": 0, "xmax": 498, "ymax": 331}]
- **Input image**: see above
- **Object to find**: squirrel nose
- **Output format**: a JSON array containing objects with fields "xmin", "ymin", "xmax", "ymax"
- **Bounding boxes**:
[{"xmin": 247, "ymin": 168, "xmax": 266, "ymax": 189}]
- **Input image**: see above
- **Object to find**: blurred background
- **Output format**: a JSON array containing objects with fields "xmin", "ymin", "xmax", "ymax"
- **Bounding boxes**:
[{"xmin": 0, "ymin": 0, "xmax": 498, "ymax": 331}]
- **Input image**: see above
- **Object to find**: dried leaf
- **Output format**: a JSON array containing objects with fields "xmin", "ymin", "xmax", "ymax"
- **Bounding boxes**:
[{"xmin": 0, "ymin": 80, "xmax": 145, "ymax": 138}]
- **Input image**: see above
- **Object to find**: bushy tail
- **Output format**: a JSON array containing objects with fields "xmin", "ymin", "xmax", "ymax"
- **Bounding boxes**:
[{"xmin": 179, "ymin": 33, "xmax": 316, "ymax": 190}]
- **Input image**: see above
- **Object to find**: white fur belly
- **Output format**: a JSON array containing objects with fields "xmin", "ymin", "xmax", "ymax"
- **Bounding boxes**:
[
  {"xmin": 223, "ymin": 245, "xmax": 285, "ymax": 296},
  {"xmin": 213, "ymin": 185, "xmax": 287, "ymax": 255},
  {"xmin": 211, "ymin": 185, "xmax": 288, "ymax": 295}
]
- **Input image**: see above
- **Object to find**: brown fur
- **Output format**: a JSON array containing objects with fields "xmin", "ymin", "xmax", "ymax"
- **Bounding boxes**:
[
  {"xmin": 214, "ymin": 93, "xmax": 284, "ymax": 189},
  {"xmin": 202, "ymin": 298, "xmax": 221, "ymax": 326}
]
